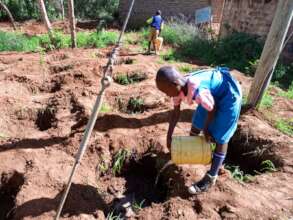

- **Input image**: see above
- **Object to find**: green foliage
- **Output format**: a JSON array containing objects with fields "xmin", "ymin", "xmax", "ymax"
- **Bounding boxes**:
[
  {"xmin": 275, "ymin": 119, "xmax": 293, "ymax": 136},
  {"xmin": 0, "ymin": 31, "xmax": 40, "ymax": 52},
  {"xmin": 160, "ymin": 48, "xmax": 178, "ymax": 62},
  {"xmin": 132, "ymin": 199, "xmax": 145, "ymax": 212},
  {"xmin": 278, "ymin": 81, "xmax": 293, "ymax": 99},
  {"xmin": 178, "ymin": 65, "xmax": 194, "ymax": 74},
  {"xmin": 127, "ymin": 97, "xmax": 145, "ymax": 114},
  {"xmin": 225, "ymin": 165, "xmax": 254, "ymax": 183},
  {"xmin": 112, "ymin": 149, "xmax": 129, "ymax": 176},
  {"xmin": 259, "ymin": 92, "xmax": 273, "ymax": 109},
  {"xmin": 114, "ymin": 72, "xmax": 147, "ymax": 85},
  {"xmin": 106, "ymin": 211, "xmax": 122, "ymax": 220},
  {"xmin": 0, "ymin": 30, "xmax": 117, "ymax": 52},
  {"xmin": 100, "ymin": 103, "xmax": 111, "ymax": 113},
  {"xmin": 260, "ymin": 160, "xmax": 277, "ymax": 173},
  {"xmin": 0, "ymin": 0, "xmax": 119, "ymax": 22}
]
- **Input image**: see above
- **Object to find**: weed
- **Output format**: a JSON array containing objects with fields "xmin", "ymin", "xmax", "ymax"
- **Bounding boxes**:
[
  {"xmin": 278, "ymin": 81, "xmax": 293, "ymax": 100},
  {"xmin": 127, "ymin": 97, "xmax": 145, "ymax": 114},
  {"xmin": 132, "ymin": 199, "xmax": 145, "ymax": 212},
  {"xmin": 225, "ymin": 165, "xmax": 254, "ymax": 183},
  {"xmin": 178, "ymin": 65, "xmax": 194, "ymax": 74},
  {"xmin": 112, "ymin": 149, "xmax": 129, "ymax": 176},
  {"xmin": 259, "ymin": 92, "xmax": 273, "ymax": 109},
  {"xmin": 115, "ymin": 73, "xmax": 147, "ymax": 85},
  {"xmin": 98, "ymin": 159, "xmax": 109, "ymax": 175},
  {"xmin": 260, "ymin": 160, "xmax": 277, "ymax": 172},
  {"xmin": 100, "ymin": 103, "xmax": 111, "ymax": 113},
  {"xmin": 275, "ymin": 119, "xmax": 293, "ymax": 136},
  {"xmin": 160, "ymin": 49, "xmax": 177, "ymax": 62},
  {"xmin": 106, "ymin": 211, "xmax": 122, "ymax": 220}
]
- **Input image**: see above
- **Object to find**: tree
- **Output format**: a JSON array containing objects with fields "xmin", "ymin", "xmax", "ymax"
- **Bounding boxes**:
[
  {"xmin": 68, "ymin": 0, "xmax": 77, "ymax": 48},
  {"xmin": 38, "ymin": 0, "xmax": 54, "ymax": 43},
  {"xmin": 247, "ymin": 0, "xmax": 293, "ymax": 108},
  {"xmin": 0, "ymin": 1, "xmax": 16, "ymax": 30}
]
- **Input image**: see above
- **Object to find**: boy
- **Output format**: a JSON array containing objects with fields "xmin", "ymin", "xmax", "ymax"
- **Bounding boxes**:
[
  {"xmin": 147, "ymin": 10, "xmax": 164, "ymax": 55},
  {"xmin": 156, "ymin": 66, "xmax": 242, "ymax": 194}
]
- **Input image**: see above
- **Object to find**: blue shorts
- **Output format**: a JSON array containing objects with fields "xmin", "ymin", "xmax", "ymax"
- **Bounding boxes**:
[{"xmin": 192, "ymin": 75, "xmax": 242, "ymax": 144}]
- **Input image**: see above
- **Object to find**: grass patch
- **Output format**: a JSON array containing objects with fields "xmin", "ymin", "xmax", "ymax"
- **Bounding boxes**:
[
  {"xmin": 160, "ymin": 48, "xmax": 177, "ymax": 62},
  {"xmin": 278, "ymin": 82, "xmax": 293, "ymax": 100},
  {"xmin": 132, "ymin": 199, "xmax": 145, "ymax": 213},
  {"xmin": 259, "ymin": 92, "xmax": 273, "ymax": 109},
  {"xmin": 0, "ymin": 30, "xmax": 118, "ymax": 52},
  {"xmin": 178, "ymin": 65, "xmax": 194, "ymax": 74},
  {"xmin": 127, "ymin": 97, "xmax": 145, "ymax": 114},
  {"xmin": 275, "ymin": 119, "xmax": 293, "ymax": 136},
  {"xmin": 114, "ymin": 72, "xmax": 147, "ymax": 85}
]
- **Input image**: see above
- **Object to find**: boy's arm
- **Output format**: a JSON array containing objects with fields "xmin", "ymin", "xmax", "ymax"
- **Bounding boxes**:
[
  {"xmin": 146, "ymin": 17, "xmax": 153, "ymax": 24},
  {"xmin": 167, "ymin": 105, "xmax": 181, "ymax": 150}
]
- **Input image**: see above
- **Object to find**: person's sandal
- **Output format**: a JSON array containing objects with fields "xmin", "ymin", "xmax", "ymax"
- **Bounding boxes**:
[{"xmin": 188, "ymin": 173, "xmax": 217, "ymax": 195}]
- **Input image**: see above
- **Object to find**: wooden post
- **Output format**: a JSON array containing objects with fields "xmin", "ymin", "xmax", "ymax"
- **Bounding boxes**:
[
  {"xmin": 0, "ymin": 1, "xmax": 16, "ymax": 30},
  {"xmin": 68, "ymin": 0, "xmax": 77, "ymax": 48},
  {"xmin": 247, "ymin": 0, "xmax": 293, "ymax": 108}
]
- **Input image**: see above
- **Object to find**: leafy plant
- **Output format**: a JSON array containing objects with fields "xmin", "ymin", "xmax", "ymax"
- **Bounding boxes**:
[
  {"xmin": 260, "ymin": 160, "xmax": 277, "ymax": 172},
  {"xmin": 132, "ymin": 199, "xmax": 145, "ymax": 213},
  {"xmin": 259, "ymin": 92, "xmax": 273, "ymax": 109},
  {"xmin": 275, "ymin": 119, "xmax": 293, "ymax": 136},
  {"xmin": 225, "ymin": 165, "xmax": 253, "ymax": 183},
  {"xmin": 160, "ymin": 49, "xmax": 177, "ymax": 62},
  {"xmin": 112, "ymin": 149, "xmax": 129, "ymax": 176},
  {"xmin": 127, "ymin": 97, "xmax": 145, "ymax": 114},
  {"xmin": 100, "ymin": 103, "xmax": 111, "ymax": 113},
  {"xmin": 106, "ymin": 211, "xmax": 122, "ymax": 220},
  {"xmin": 178, "ymin": 65, "xmax": 193, "ymax": 74}
]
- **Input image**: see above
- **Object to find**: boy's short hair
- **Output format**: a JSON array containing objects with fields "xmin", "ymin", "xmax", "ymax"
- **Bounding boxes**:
[
  {"xmin": 156, "ymin": 66, "xmax": 185, "ymax": 86},
  {"xmin": 156, "ymin": 10, "xmax": 162, "ymax": 15}
]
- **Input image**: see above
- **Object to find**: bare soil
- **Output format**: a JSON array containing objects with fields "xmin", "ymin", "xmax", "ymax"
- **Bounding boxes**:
[{"xmin": 0, "ymin": 22, "xmax": 292, "ymax": 220}]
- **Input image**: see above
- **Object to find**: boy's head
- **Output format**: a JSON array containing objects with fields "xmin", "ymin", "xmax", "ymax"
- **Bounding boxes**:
[
  {"xmin": 156, "ymin": 10, "xmax": 162, "ymax": 15},
  {"xmin": 156, "ymin": 66, "xmax": 186, "ymax": 97}
]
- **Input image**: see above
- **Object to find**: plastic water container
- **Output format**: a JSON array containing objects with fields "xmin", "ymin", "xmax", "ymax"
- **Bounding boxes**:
[
  {"xmin": 155, "ymin": 37, "xmax": 163, "ymax": 51},
  {"xmin": 171, "ymin": 136, "xmax": 212, "ymax": 165}
]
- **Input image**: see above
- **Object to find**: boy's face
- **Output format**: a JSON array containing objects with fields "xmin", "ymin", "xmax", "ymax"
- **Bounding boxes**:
[{"xmin": 157, "ymin": 80, "xmax": 181, "ymax": 97}]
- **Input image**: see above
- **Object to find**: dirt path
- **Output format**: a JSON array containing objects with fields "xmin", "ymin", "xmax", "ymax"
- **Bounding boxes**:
[{"xmin": 0, "ymin": 44, "xmax": 292, "ymax": 220}]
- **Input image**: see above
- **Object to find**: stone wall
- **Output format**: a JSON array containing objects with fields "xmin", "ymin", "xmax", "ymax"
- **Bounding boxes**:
[{"xmin": 118, "ymin": 0, "xmax": 212, "ymax": 28}]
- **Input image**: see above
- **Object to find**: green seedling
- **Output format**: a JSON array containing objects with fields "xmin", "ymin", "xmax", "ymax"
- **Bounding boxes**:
[
  {"xmin": 178, "ymin": 65, "xmax": 193, "ymax": 74},
  {"xmin": 210, "ymin": 143, "xmax": 216, "ymax": 152},
  {"xmin": 225, "ymin": 165, "xmax": 253, "ymax": 183},
  {"xmin": 98, "ymin": 159, "xmax": 109, "ymax": 175},
  {"xmin": 260, "ymin": 160, "xmax": 277, "ymax": 173},
  {"xmin": 107, "ymin": 211, "xmax": 122, "ymax": 220},
  {"xmin": 127, "ymin": 97, "xmax": 145, "ymax": 114},
  {"xmin": 112, "ymin": 149, "xmax": 129, "ymax": 176},
  {"xmin": 259, "ymin": 92, "xmax": 273, "ymax": 109},
  {"xmin": 275, "ymin": 119, "xmax": 293, "ymax": 136},
  {"xmin": 114, "ymin": 73, "xmax": 147, "ymax": 85},
  {"xmin": 100, "ymin": 103, "xmax": 111, "ymax": 113},
  {"xmin": 132, "ymin": 199, "xmax": 145, "ymax": 212}
]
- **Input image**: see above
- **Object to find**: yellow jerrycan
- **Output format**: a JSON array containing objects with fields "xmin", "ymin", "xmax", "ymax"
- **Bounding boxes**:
[
  {"xmin": 155, "ymin": 37, "xmax": 163, "ymax": 51},
  {"xmin": 171, "ymin": 136, "xmax": 212, "ymax": 165}
]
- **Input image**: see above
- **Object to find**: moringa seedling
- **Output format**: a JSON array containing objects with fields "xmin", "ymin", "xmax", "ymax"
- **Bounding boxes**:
[
  {"xmin": 260, "ymin": 160, "xmax": 277, "ymax": 173},
  {"xmin": 132, "ymin": 199, "xmax": 145, "ymax": 213},
  {"xmin": 112, "ymin": 149, "xmax": 130, "ymax": 176}
]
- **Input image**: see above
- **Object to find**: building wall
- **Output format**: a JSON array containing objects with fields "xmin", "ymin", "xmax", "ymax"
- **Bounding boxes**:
[
  {"xmin": 118, "ymin": 0, "xmax": 212, "ymax": 28},
  {"xmin": 220, "ymin": 0, "xmax": 293, "ymax": 61}
]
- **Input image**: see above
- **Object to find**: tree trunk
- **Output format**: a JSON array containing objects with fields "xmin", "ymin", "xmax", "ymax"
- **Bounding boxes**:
[
  {"xmin": 68, "ymin": 0, "xmax": 77, "ymax": 48},
  {"xmin": 0, "ymin": 1, "xmax": 16, "ymax": 30},
  {"xmin": 60, "ymin": 0, "xmax": 65, "ymax": 20},
  {"xmin": 247, "ymin": 0, "xmax": 293, "ymax": 108},
  {"xmin": 37, "ymin": 0, "xmax": 54, "ymax": 43}
]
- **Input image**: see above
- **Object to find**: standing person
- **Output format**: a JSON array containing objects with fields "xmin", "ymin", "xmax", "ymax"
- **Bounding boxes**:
[
  {"xmin": 155, "ymin": 66, "xmax": 242, "ymax": 194},
  {"xmin": 147, "ymin": 10, "xmax": 164, "ymax": 55}
]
